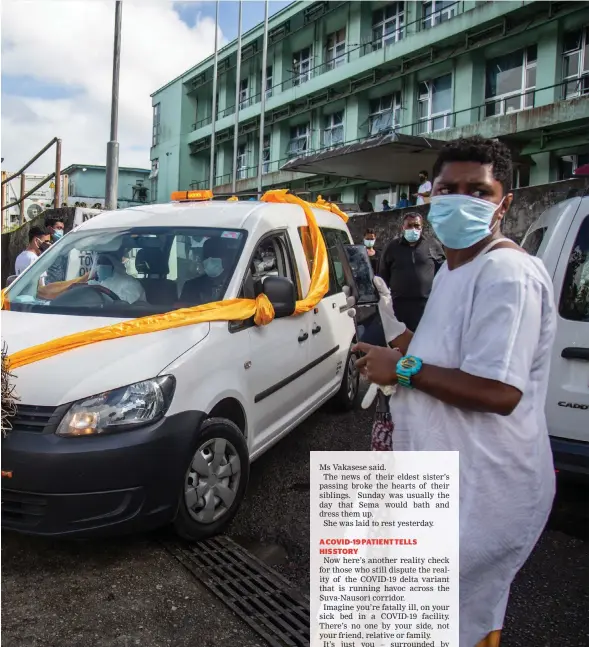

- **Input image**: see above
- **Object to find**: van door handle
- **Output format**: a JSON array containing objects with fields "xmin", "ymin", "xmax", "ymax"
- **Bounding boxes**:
[
  {"xmin": 562, "ymin": 347, "xmax": 589, "ymax": 361},
  {"xmin": 298, "ymin": 332, "xmax": 309, "ymax": 342},
  {"xmin": 312, "ymin": 325, "xmax": 321, "ymax": 335}
]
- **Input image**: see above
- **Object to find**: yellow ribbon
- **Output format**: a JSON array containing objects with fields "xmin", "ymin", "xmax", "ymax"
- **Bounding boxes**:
[{"xmin": 3, "ymin": 190, "xmax": 346, "ymax": 370}]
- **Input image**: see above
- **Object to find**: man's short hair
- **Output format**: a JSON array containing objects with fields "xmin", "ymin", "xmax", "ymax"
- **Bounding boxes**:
[
  {"xmin": 403, "ymin": 212, "xmax": 422, "ymax": 224},
  {"xmin": 419, "ymin": 170, "xmax": 428, "ymax": 177},
  {"xmin": 364, "ymin": 228, "xmax": 376, "ymax": 235},
  {"xmin": 45, "ymin": 217, "xmax": 64, "ymax": 229},
  {"xmin": 28, "ymin": 226, "xmax": 48, "ymax": 242},
  {"xmin": 432, "ymin": 136, "xmax": 513, "ymax": 194}
]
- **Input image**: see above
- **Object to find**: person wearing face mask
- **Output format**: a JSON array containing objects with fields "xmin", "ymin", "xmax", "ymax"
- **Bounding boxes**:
[
  {"xmin": 354, "ymin": 136, "xmax": 557, "ymax": 647},
  {"xmin": 363, "ymin": 228, "xmax": 381, "ymax": 274},
  {"xmin": 88, "ymin": 253, "xmax": 146, "ymax": 304},
  {"xmin": 15, "ymin": 226, "xmax": 51, "ymax": 279},
  {"xmin": 45, "ymin": 217, "xmax": 65, "ymax": 242},
  {"xmin": 44, "ymin": 217, "xmax": 67, "ymax": 284},
  {"xmin": 378, "ymin": 213, "xmax": 445, "ymax": 331},
  {"xmin": 179, "ymin": 237, "xmax": 232, "ymax": 305}
]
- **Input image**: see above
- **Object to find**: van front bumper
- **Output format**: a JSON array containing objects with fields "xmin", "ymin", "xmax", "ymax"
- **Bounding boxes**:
[
  {"xmin": 1, "ymin": 410, "xmax": 206, "ymax": 537},
  {"xmin": 550, "ymin": 435, "xmax": 589, "ymax": 482}
]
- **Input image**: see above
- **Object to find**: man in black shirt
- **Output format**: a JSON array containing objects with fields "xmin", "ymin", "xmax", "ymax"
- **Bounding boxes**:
[
  {"xmin": 378, "ymin": 212, "xmax": 445, "ymax": 331},
  {"xmin": 359, "ymin": 194, "xmax": 374, "ymax": 212}
]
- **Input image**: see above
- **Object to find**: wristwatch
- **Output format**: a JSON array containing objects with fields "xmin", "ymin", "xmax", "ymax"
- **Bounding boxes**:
[{"xmin": 396, "ymin": 355, "xmax": 423, "ymax": 389}]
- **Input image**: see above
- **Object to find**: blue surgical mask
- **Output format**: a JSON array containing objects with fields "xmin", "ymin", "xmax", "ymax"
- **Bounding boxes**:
[
  {"xmin": 96, "ymin": 265, "xmax": 114, "ymax": 281},
  {"xmin": 403, "ymin": 228, "xmax": 421, "ymax": 243},
  {"xmin": 364, "ymin": 239, "xmax": 375, "ymax": 248},
  {"xmin": 428, "ymin": 194, "xmax": 503, "ymax": 249},
  {"xmin": 53, "ymin": 230, "xmax": 63, "ymax": 240},
  {"xmin": 204, "ymin": 257, "xmax": 223, "ymax": 278}
]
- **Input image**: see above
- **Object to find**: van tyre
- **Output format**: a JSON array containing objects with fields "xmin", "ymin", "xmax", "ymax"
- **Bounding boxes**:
[
  {"xmin": 333, "ymin": 349, "xmax": 360, "ymax": 411},
  {"xmin": 174, "ymin": 417, "xmax": 249, "ymax": 541}
]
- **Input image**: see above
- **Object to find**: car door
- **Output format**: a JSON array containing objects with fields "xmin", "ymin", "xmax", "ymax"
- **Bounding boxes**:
[
  {"xmin": 297, "ymin": 225, "xmax": 355, "ymax": 403},
  {"xmin": 546, "ymin": 210, "xmax": 589, "ymax": 444},
  {"xmin": 234, "ymin": 231, "xmax": 312, "ymax": 454}
]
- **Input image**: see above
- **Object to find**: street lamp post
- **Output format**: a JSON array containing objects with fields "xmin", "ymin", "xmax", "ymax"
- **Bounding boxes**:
[{"xmin": 105, "ymin": 0, "xmax": 123, "ymax": 211}]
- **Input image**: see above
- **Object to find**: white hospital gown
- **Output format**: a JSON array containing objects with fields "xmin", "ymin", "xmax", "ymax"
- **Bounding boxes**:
[{"xmin": 390, "ymin": 247, "xmax": 557, "ymax": 646}]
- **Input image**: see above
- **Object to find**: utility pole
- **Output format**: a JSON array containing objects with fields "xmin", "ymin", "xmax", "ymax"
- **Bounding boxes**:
[
  {"xmin": 231, "ymin": 0, "xmax": 243, "ymax": 194},
  {"xmin": 257, "ymin": 0, "xmax": 269, "ymax": 197},
  {"xmin": 209, "ymin": 0, "xmax": 220, "ymax": 191},
  {"xmin": 54, "ymin": 139, "xmax": 62, "ymax": 208},
  {"xmin": 105, "ymin": 0, "xmax": 123, "ymax": 211}
]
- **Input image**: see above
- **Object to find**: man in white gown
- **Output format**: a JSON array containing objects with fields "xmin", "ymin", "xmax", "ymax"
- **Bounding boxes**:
[{"xmin": 355, "ymin": 136, "xmax": 557, "ymax": 647}]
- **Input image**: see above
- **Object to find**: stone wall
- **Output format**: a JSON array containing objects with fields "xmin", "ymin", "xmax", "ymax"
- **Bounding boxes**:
[
  {"xmin": 346, "ymin": 176, "xmax": 589, "ymax": 247},
  {"xmin": 1, "ymin": 207, "xmax": 75, "ymax": 288}
]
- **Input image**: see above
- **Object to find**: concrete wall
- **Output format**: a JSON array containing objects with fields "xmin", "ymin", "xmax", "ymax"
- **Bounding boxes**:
[{"xmin": 346, "ymin": 177, "xmax": 589, "ymax": 247}]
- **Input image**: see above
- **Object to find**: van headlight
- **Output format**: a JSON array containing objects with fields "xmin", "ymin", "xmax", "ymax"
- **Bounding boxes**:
[{"xmin": 56, "ymin": 376, "xmax": 176, "ymax": 437}]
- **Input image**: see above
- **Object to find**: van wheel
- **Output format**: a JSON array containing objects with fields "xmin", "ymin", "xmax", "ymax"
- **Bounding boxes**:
[
  {"xmin": 332, "ymin": 350, "xmax": 360, "ymax": 411},
  {"xmin": 173, "ymin": 417, "xmax": 249, "ymax": 542}
]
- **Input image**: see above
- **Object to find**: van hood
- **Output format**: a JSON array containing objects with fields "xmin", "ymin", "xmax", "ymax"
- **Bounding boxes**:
[{"xmin": 1, "ymin": 311, "xmax": 210, "ymax": 406}]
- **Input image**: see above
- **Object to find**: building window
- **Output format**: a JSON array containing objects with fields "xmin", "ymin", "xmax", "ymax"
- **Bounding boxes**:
[
  {"xmin": 262, "ymin": 135, "xmax": 271, "ymax": 173},
  {"xmin": 562, "ymin": 27, "xmax": 589, "ymax": 99},
  {"xmin": 485, "ymin": 46, "xmax": 537, "ymax": 117},
  {"xmin": 323, "ymin": 111, "xmax": 344, "ymax": 148},
  {"xmin": 239, "ymin": 79, "xmax": 249, "ymax": 109},
  {"xmin": 149, "ymin": 159, "xmax": 159, "ymax": 202},
  {"xmin": 265, "ymin": 66, "xmax": 273, "ymax": 99},
  {"xmin": 422, "ymin": 1, "xmax": 458, "ymax": 30},
  {"xmin": 417, "ymin": 74, "xmax": 453, "ymax": 133},
  {"xmin": 559, "ymin": 215, "xmax": 589, "ymax": 323},
  {"xmin": 558, "ymin": 153, "xmax": 589, "ymax": 180},
  {"xmin": 293, "ymin": 47, "xmax": 312, "ymax": 86},
  {"xmin": 236, "ymin": 143, "xmax": 248, "ymax": 179},
  {"xmin": 372, "ymin": 3, "xmax": 404, "ymax": 50},
  {"xmin": 288, "ymin": 123, "xmax": 310, "ymax": 158},
  {"xmin": 152, "ymin": 103, "xmax": 161, "ymax": 147},
  {"xmin": 369, "ymin": 94, "xmax": 401, "ymax": 135},
  {"xmin": 326, "ymin": 28, "xmax": 346, "ymax": 70}
]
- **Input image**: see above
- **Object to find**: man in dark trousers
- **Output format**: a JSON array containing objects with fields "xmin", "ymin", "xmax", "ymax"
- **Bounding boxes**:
[{"xmin": 378, "ymin": 212, "xmax": 445, "ymax": 331}]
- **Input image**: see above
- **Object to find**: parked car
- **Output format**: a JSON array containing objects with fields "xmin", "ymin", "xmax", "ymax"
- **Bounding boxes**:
[
  {"xmin": 1, "ymin": 195, "xmax": 359, "ymax": 540},
  {"xmin": 521, "ymin": 196, "xmax": 589, "ymax": 479}
]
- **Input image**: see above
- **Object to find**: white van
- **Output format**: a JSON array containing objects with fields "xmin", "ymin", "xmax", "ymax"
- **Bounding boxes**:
[
  {"xmin": 1, "ymin": 197, "xmax": 359, "ymax": 539},
  {"xmin": 520, "ymin": 195, "xmax": 589, "ymax": 479}
]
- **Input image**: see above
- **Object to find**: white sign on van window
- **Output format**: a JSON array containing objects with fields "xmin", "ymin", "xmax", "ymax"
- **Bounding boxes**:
[{"xmin": 73, "ymin": 207, "xmax": 102, "ymax": 227}]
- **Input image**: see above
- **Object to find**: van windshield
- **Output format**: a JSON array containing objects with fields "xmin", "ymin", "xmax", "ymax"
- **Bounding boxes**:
[{"xmin": 7, "ymin": 226, "xmax": 247, "ymax": 317}]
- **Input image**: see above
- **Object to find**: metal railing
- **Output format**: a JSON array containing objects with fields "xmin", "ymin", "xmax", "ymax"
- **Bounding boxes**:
[
  {"xmin": 189, "ymin": 1, "xmax": 470, "ymax": 132},
  {"xmin": 1, "ymin": 137, "xmax": 62, "ymax": 229},
  {"xmin": 188, "ymin": 77, "xmax": 587, "ymax": 190}
]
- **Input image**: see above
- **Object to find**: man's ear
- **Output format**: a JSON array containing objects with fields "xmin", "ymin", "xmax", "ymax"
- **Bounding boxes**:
[{"xmin": 502, "ymin": 192, "xmax": 514, "ymax": 215}]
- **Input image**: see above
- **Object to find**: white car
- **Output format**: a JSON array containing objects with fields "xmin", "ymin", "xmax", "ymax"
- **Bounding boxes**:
[
  {"xmin": 521, "ymin": 195, "xmax": 589, "ymax": 479},
  {"xmin": 1, "ymin": 196, "xmax": 359, "ymax": 540}
]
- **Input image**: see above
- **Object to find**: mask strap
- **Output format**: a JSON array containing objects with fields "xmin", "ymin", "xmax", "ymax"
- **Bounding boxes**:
[{"xmin": 490, "ymin": 197, "xmax": 506, "ymax": 232}]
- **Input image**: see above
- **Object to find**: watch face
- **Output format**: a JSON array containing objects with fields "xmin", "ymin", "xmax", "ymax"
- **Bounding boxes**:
[{"xmin": 400, "ymin": 356, "xmax": 418, "ymax": 370}]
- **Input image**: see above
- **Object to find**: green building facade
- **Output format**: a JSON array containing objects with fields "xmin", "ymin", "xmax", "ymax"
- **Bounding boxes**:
[{"xmin": 150, "ymin": 0, "xmax": 589, "ymax": 206}]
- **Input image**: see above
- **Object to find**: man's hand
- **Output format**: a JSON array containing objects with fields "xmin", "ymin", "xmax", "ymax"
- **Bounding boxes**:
[{"xmin": 353, "ymin": 342, "xmax": 401, "ymax": 386}]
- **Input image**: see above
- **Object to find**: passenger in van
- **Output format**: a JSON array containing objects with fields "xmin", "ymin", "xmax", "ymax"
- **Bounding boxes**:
[
  {"xmin": 88, "ymin": 253, "xmax": 146, "ymax": 304},
  {"xmin": 179, "ymin": 237, "xmax": 233, "ymax": 305}
]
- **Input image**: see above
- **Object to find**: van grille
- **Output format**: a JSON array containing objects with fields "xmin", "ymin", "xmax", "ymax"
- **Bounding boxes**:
[{"xmin": 10, "ymin": 404, "xmax": 58, "ymax": 433}]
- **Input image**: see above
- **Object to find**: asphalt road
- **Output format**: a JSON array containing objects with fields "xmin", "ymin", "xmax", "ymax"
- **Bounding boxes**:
[{"xmin": 2, "ymin": 394, "xmax": 588, "ymax": 647}]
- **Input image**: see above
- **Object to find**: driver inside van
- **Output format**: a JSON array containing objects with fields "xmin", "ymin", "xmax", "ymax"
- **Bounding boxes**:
[
  {"xmin": 89, "ymin": 253, "xmax": 146, "ymax": 304},
  {"xmin": 179, "ymin": 237, "xmax": 233, "ymax": 305}
]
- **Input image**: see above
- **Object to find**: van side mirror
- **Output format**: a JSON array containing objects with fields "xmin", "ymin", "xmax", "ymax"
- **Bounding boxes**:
[
  {"xmin": 261, "ymin": 276, "xmax": 296, "ymax": 319},
  {"xmin": 6, "ymin": 275, "xmax": 17, "ymax": 287}
]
